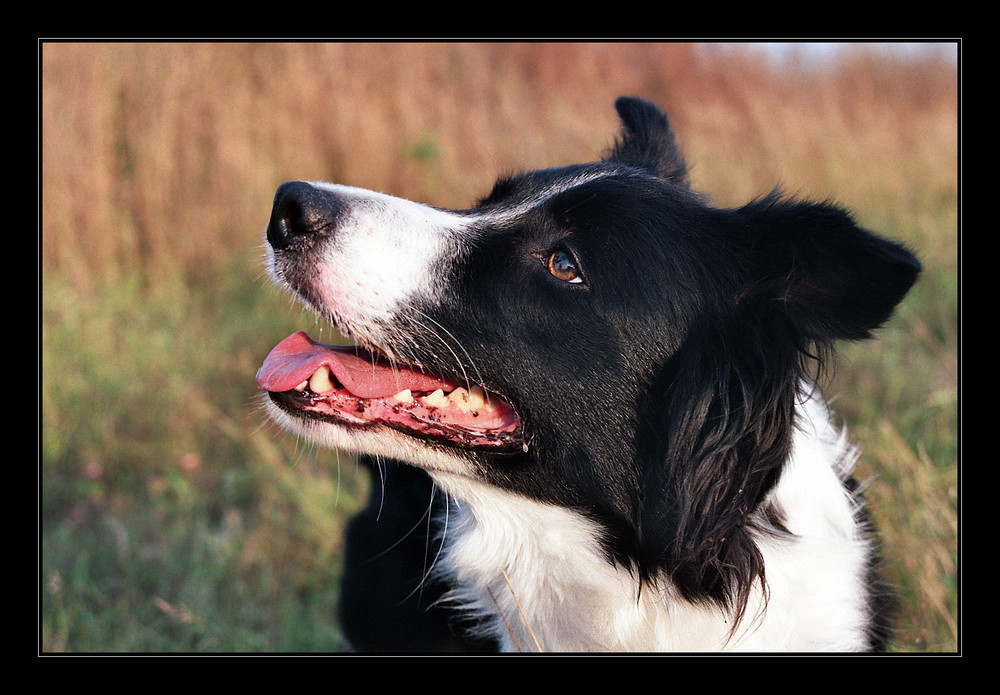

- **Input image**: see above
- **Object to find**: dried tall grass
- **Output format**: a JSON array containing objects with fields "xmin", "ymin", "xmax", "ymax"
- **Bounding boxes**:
[{"xmin": 41, "ymin": 42, "xmax": 956, "ymax": 287}]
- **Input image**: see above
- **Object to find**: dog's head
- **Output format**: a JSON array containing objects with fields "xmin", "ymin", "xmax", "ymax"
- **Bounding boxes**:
[{"xmin": 259, "ymin": 97, "xmax": 920, "ymax": 608}]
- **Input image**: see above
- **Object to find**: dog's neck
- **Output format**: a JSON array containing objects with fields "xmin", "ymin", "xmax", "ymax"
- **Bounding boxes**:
[
  {"xmin": 432, "ymin": 471, "xmax": 658, "ymax": 651},
  {"xmin": 430, "ymin": 396, "xmax": 873, "ymax": 652}
]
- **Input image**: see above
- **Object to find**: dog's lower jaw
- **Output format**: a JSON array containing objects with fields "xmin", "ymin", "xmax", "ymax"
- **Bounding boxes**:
[{"xmin": 262, "ymin": 396, "xmax": 479, "ymax": 478}]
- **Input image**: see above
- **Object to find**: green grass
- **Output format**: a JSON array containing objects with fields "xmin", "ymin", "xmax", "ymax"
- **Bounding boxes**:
[
  {"xmin": 41, "ymin": 256, "xmax": 370, "ymax": 652},
  {"xmin": 821, "ymin": 199, "xmax": 958, "ymax": 651}
]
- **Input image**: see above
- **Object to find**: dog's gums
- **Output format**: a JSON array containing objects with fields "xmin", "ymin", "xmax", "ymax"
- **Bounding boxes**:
[{"xmin": 258, "ymin": 331, "xmax": 523, "ymax": 450}]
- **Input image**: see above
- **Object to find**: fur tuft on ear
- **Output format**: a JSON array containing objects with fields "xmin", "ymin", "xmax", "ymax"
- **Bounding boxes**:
[
  {"xmin": 739, "ymin": 194, "xmax": 922, "ymax": 342},
  {"xmin": 605, "ymin": 96, "xmax": 690, "ymax": 186}
]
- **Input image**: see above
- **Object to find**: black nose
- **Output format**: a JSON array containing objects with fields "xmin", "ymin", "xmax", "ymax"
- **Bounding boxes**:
[{"xmin": 266, "ymin": 181, "xmax": 343, "ymax": 251}]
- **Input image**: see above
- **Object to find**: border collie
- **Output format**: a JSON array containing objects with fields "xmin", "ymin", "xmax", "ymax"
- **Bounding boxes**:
[{"xmin": 257, "ymin": 97, "xmax": 920, "ymax": 652}]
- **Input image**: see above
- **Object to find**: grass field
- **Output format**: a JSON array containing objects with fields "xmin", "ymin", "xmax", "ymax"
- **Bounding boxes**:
[{"xmin": 40, "ymin": 42, "xmax": 959, "ymax": 653}]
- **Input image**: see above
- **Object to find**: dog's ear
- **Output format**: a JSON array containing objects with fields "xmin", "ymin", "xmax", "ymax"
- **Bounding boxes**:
[
  {"xmin": 739, "ymin": 195, "xmax": 921, "ymax": 342},
  {"xmin": 640, "ymin": 313, "xmax": 797, "ymax": 621},
  {"xmin": 605, "ymin": 96, "xmax": 689, "ymax": 186},
  {"xmin": 639, "ymin": 196, "xmax": 919, "ymax": 623}
]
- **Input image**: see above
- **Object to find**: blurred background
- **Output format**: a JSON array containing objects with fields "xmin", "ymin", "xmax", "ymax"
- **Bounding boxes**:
[{"xmin": 40, "ymin": 41, "xmax": 959, "ymax": 653}]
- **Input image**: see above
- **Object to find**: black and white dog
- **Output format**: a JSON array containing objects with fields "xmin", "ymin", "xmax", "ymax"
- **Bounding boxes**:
[{"xmin": 257, "ymin": 97, "xmax": 920, "ymax": 652}]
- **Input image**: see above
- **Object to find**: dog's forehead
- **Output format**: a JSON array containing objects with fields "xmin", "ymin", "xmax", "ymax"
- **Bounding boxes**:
[{"xmin": 470, "ymin": 165, "xmax": 631, "ymax": 223}]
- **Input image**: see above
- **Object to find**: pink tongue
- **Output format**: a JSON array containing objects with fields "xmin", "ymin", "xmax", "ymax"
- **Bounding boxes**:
[{"xmin": 257, "ymin": 331, "xmax": 457, "ymax": 398}]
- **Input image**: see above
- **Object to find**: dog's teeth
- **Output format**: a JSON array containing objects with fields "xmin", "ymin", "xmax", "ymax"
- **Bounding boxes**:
[
  {"xmin": 422, "ymin": 389, "xmax": 449, "ymax": 408},
  {"xmin": 308, "ymin": 365, "xmax": 335, "ymax": 394},
  {"xmin": 448, "ymin": 387, "xmax": 472, "ymax": 412},
  {"xmin": 469, "ymin": 385, "xmax": 498, "ymax": 414},
  {"xmin": 294, "ymin": 380, "xmax": 308, "ymax": 392},
  {"xmin": 448, "ymin": 386, "xmax": 489, "ymax": 414},
  {"xmin": 393, "ymin": 389, "xmax": 414, "ymax": 403},
  {"xmin": 469, "ymin": 386, "xmax": 490, "ymax": 412}
]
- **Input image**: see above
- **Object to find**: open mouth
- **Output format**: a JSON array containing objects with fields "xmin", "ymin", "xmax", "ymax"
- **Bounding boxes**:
[{"xmin": 257, "ymin": 331, "xmax": 523, "ymax": 451}]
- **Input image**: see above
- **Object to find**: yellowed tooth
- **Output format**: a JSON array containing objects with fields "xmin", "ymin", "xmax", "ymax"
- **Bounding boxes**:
[
  {"xmin": 448, "ymin": 387, "xmax": 472, "ymax": 412},
  {"xmin": 422, "ymin": 389, "xmax": 449, "ymax": 408},
  {"xmin": 308, "ymin": 364, "xmax": 335, "ymax": 394},
  {"xmin": 393, "ymin": 389, "xmax": 414, "ymax": 404},
  {"xmin": 294, "ymin": 380, "xmax": 308, "ymax": 392},
  {"xmin": 468, "ymin": 386, "xmax": 488, "ymax": 412},
  {"xmin": 470, "ymin": 385, "xmax": 499, "ymax": 413}
]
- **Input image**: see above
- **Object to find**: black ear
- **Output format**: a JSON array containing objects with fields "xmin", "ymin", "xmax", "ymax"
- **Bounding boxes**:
[
  {"xmin": 741, "ymin": 195, "xmax": 922, "ymax": 342},
  {"xmin": 605, "ymin": 96, "xmax": 689, "ymax": 186}
]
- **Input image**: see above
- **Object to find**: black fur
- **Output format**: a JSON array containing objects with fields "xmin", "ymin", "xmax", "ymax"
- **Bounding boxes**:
[{"xmin": 340, "ymin": 458, "xmax": 497, "ymax": 651}]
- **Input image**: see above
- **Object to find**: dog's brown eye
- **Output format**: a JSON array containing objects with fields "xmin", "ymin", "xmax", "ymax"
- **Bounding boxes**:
[{"xmin": 547, "ymin": 249, "xmax": 583, "ymax": 284}]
